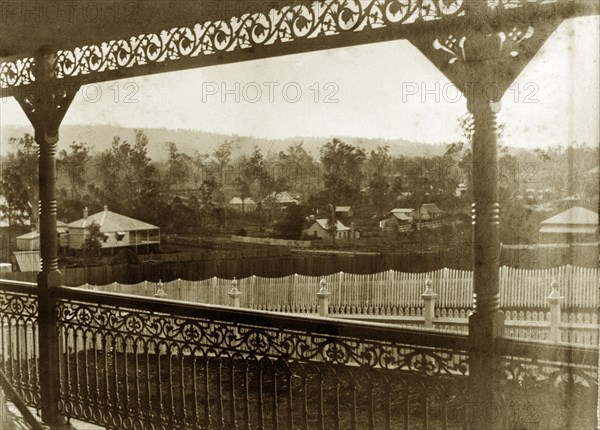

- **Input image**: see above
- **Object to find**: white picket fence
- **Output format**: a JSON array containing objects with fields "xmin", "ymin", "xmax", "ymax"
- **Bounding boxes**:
[
  {"xmin": 77, "ymin": 265, "xmax": 600, "ymax": 346},
  {"xmin": 80, "ymin": 265, "xmax": 598, "ymax": 314}
]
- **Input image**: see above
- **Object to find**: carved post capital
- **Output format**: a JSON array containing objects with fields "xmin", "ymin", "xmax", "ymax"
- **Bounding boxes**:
[{"xmin": 467, "ymin": 98, "xmax": 502, "ymax": 115}]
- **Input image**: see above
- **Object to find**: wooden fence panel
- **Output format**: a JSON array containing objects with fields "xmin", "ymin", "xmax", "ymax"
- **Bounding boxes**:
[{"xmin": 77, "ymin": 265, "xmax": 597, "ymax": 317}]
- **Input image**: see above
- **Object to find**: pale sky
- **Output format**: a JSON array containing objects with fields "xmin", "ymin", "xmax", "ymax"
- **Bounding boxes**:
[{"xmin": 0, "ymin": 16, "xmax": 598, "ymax": 149}]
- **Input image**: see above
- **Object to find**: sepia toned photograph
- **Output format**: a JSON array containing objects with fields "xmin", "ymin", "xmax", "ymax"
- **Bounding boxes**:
[{"xmin": 0, "ymin": 1, "xmax": 598, "ymax": 429}]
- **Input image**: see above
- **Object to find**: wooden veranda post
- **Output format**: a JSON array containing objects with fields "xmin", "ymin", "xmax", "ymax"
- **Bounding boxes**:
[
  {"xmin": 14, "ymin": 48, "xmax": 79, "ymax": 426},
  {"xmin": 408, "ymin": 1, "xmax": 565, "ymax": 426},
  {"xmin": 467, "ymin": 87, "xmax": 506, "ymax": 429}
]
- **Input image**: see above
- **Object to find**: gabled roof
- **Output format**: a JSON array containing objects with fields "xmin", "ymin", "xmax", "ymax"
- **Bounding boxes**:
[
  {"xmin": 16, "ymin": 231, "xmax": 40, "ymax": 240},
  {"xmin": 268, "ymin": 191, "xmax": 299, "ymax": 204},
  {"xmin": 541, "ymin": 207, "xmax": 598, "ymax": 226},
  {"xmin": 229, "ymin": 197, "xmax": 256, "ymax": 205},
  {"xmin": 313, "ymin": 218, "xmax": 350, "ymax": 231},
  {"xmin": 335, "ymin": 206, "xmax": 351, "ymax": 212},
  {"xmin": 539, "ymin": 225, "xmax": 598, "ymax": 234},
  {"xmin": 16, "ymin": 222, "xmax": 69, "ymax": 240},
  {"xmin": 421, "ymin": 203, "xmax": 442, "ymax": 213},
  {"xmin": 68, "ymin": 208, "xmax": 159, "ymax": 232},
  {"xmin": 392, "ymin": 212, "xmax": 413, "ymax": 221}
]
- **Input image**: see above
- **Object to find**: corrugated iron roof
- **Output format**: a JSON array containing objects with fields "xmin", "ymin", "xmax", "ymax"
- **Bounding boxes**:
[
  {"xmin": 392, "ymin": 212, "xmax": 413, "ymax": 221},
  {"xmin": 541, "ymin": 207, "xmax": 598, "ymax": 226},
  {"xmin": 313, "ymin": 218, "xmax": 350, "ymax": 231},
  {"xmin": 268, "ymin": 191, "xmax": 299, "ymax": 204},
  {"xmin": 335, "ymin": 206, "xmax": 351, "ymax": 212},
  {"xmin": 539, "ymin": 225, "xmax": 598, "ymax": 234},
  {"xmin": 16, "ymin": 231, "xmax": 39, "ymax": 240},
  {"xmin": 391, "ymin": 208, "xmax": 414, "ymax": 213},
  {"xmin": 422, "ymin": 203, "xmax": 442, "ymax": 213},
  {"xmin": 68, "ymin": 209, "xmax": 159, "ymax": 232},
  {"xmin": 16, "ymin": 221, "xmax": 68, "ymax": 240},
  {"xmin": 229, "ymin": 197, "xmax": 257, "ymax": 205}
]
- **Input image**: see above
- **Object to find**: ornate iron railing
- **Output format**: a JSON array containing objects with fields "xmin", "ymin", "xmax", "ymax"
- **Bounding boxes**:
[
  {"xmin": 0, "ymin": 280, "xmax": 597, "ymax": 429},
  {"xmin": 56, "ymin": 288, "xmax": 471, "ymax": 429},
  {"xmin": 497, "ymin": 339, "xmax": 598, "ymax": 429},
  {"xmin": 0, "ymin": 281, "xmax": 40, "ymax": 409}
]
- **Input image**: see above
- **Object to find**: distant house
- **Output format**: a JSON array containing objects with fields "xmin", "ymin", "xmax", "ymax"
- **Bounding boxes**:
[
  {"xmin": 68, "ymin": 206, "xmax": 160, "ymax": 253},
  {"xmin": 381, "ymin": 209, "xmax": 415, "ymax": 233},
  {"xmin": 539, "ymin": 206, "xmax": 598, "ymax": 243},
  {"xmin": 16, "ymin": 221, "xmax": 68, "ymax": 251},
  {"xmin": 390, "ymin": 208, "xmax": 415, "ymax": 223},
  {"xmin": 455, "ymin": 183, "xmax": 468, "ymax": 197},
  {"xmin": 335, "ymin": 206, "xmax": 353, "ymax": 219},
  {"xmin": 229, "ymin": 197, "xmax": 257, "ymax": 212},
  {"xmin": 419, "ymin": 203, "xmax": 443, "ymax": 220},
  {"xmin": 303, "ymin": 218, "xmax": 356, "ymax": 240},
  {"xmin": 266, "ymin": 191, "xmax": 299, "ymax": 208}
]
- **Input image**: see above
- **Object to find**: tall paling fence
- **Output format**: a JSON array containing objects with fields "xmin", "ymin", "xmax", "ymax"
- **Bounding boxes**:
[
  {"xmin": 3, "ymin": 243, "xmax": 598, "ymax": 285},
  {"xmin": 0, "ymin": 280, "xmax": 597, "ymax": 430},
  {"xmin": 81, "ymin": 265, "xmax": 599, "ymax": 320}
]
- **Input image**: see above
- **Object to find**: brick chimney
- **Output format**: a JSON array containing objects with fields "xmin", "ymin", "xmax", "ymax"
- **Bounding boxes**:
[{"xmin": 83, "ymin": 207, "xmax": 88, "ymax": 219}]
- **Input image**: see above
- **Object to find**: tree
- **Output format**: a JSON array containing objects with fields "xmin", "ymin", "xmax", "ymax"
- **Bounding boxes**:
[
  {"xmin": 81, "ymin": 221, "xmax": 103, "ymax": 264},
  {"xmin": 94, "ymin": 130, "xmax": 166, "ymax": 224},
  {"xmin": 212, "ymin": 140, "xmax": 233, "ymax": 187},
  {"xmin": 191, "ymin": 151, "xmax": 210, "ymax": 189},
  {"xmin": 6, "ymin": 134, "xmax": 38, "ymax": 223},
  {"xmin": 273, "ymin": 204, "xmax": 305, "ymax": 239},
  {"xmin": 0, "ymin": 163, "xmax": 31, "ymax": 255},
  {"xmin": 233, "ymin": 155, "xmax": 252, "ymax": 212},
  {"xmin": 275, "ymin": 143, "xmax": 316, "ymax": 194},
  {"xmin": 367, "ymin": 145, "xmax": 391, "ymax": 218},
  {"xmin": 166, "ymin": 142, "xmax": 191, "ymax": 190},
  {"xmin": 244, "ymin": 146, "xmax": 273, "ymax": 199},
  {"xmin": 58, "ymin": 141, "xmax": 92, "ymax": 198},
  {"xmin": 319, "ymin": 138, "xmax": 366, "ymax": 207}
]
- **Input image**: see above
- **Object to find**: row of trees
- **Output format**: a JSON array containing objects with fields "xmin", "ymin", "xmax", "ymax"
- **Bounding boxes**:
[{"xmin": 1, "ymin": 114, "xmax": 597, "ymax": 245}]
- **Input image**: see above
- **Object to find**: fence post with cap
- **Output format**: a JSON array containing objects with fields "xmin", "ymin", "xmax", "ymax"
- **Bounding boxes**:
[
  {"xmin": 228, "ymin": 277, "xmax": 242, "ymax": 308},
  {"xmin": 546, "ymin": 277, "xmax": 564, "ymax": 343},
  {"xmin": 317, "ymin": 277, "xmax": 331, "ymax": 317},
  {"xmin": 422, "ymin": 276, "xmax": 437, "ymax": 329}
]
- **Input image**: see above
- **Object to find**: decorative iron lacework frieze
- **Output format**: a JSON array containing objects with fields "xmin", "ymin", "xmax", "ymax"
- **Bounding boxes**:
[
  {"xmin": 0, "ymin": 0, "xmax": 582, "ymax": 91},
  {"xmin": 0, "ymin": 289, "xmax": 38, "ymax": 319},
  {"xmin": 56, "ymin": 298, "xmax": 470, "ymax": 376},
  {"xmin": 499, "ymin": 354, "xmax": 598, "ymax": 428},
  {"xmin": 4, "ymin": 0, "xmax": 467, "ymax": 89},
  {"xmin": 501, "ymin": 354, "xmax": 598, "ymax": 391},
  {"xmin": 432, "ymin": 25, "xmax": 535, "ymax": 66}
]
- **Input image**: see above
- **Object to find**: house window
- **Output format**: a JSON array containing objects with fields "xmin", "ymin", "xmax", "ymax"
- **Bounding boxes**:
[
  {"xmin": 102, "ymin": 233, "xmax": 110, "ymax": 243},
  {"xmin": 115, "ymin": 232, "xmax": 126, "ymax": 241}
]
